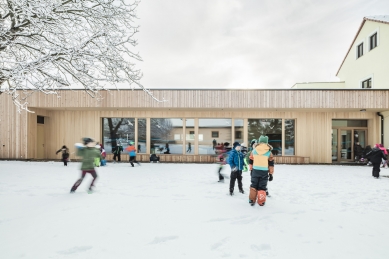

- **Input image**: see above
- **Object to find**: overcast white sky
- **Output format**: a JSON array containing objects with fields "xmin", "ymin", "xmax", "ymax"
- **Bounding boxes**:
[{"xmin": 132, "ymin": 0, "xmax": 389, "ymax": 89}]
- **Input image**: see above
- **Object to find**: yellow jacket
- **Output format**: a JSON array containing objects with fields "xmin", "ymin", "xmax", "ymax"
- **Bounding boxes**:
[{"xmin": 249, "ymin": 143, "xmax": 274, "ymax": 174}]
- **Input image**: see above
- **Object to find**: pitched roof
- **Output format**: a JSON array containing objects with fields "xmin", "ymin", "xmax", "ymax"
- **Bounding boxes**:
[
  {"xmin": 336, "ymin": 16, "xmax": 389, "ymax": 76},
  {"xmin": 364, "ymin": 15, "xmax": 389, "ymax": 24}
]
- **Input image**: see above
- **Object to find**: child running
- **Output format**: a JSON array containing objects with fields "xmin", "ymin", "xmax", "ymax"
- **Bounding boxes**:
[
  {"xmin": 70, "ymin": 138, "xmax": 102, "ymax": 193},
  {"xmin": 126, "ymin": 141, "xmax": 141, "ymax": 167}
]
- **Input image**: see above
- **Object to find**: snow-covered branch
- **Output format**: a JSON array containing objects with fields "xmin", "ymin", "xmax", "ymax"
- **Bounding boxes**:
[{"xmin": 0, "ymin": 0, "xmax": 162, "ymax": 112}]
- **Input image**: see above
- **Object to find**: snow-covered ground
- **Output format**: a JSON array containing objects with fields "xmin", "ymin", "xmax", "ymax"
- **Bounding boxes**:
[{"xmin": 1, "ymin": 161, "xmax": 389, "ymax": 259}]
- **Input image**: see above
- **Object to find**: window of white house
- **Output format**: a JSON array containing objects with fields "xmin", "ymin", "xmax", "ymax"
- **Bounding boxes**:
[
  {"xmin": 361, "ymin": 78, "xmax": 372, "ymax": 89},
  {"xmin": 357, "ymin": 43, "xmax": 363, "ymax": 58},
  {"xmin": 212, "ymin": 131, "xmax": 219, "ymax": 138},
  {"xmin": 370, "ymin": 32, "xmax": 377, "ymax": 50}
]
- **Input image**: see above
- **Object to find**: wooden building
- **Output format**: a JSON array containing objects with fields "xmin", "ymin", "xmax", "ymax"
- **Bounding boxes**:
[{"xmin": 1, "ymin": 89, "xmax": 388, "ymax": 164}]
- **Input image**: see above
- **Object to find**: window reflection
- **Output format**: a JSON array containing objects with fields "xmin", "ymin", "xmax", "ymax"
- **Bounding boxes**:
[
  {"xmin": 285, "ymin": 119, "xmax": 295, "ymax": 155},
  {"xmin": 234, "ymin": 119, "xmax": 244, "ymax": 144},
  {"xmin": 248, "ymin": 119, "xmax": 282, "ymax": 156},
  {"xmin": 185, "ymin": 119, "xmax": 194, "ymax": 154},
  {"xmin": 102, "ymin": 118, "xmax": 135, "ymax": 154},
  {"xmin": 151, "ymin": 118, "xmax": 183, "ymax": 154},
  {"xmin": 138, "ymin": 119, "xmax": 146, "ymax": 154},
  {"xmin": 199, "ymin": 119, "xmax": 231, "ymax": 155}
]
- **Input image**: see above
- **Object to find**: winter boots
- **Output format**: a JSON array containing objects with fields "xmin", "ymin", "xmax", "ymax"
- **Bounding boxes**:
[
  {"xmin": 257, "ymin": 190, "xmax": 266, "ymax": 206},
  {"xmin": 249, "ymin": 187, "xmax": 257, "ymax": 206},
  {"xmin": 249, "ymin": 188, "xmax": 266, "ymax": 206}
]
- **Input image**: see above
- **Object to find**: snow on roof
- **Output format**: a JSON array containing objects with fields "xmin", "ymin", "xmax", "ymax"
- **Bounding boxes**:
[{"xmin": 365, "ymin": 15, "xmax": 389, "ymax": 24}]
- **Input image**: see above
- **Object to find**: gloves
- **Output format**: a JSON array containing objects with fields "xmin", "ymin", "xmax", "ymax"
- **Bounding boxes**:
[
  {"xmin": 231, "ymin": 166, "xmax": 238, "ymax": 172},
  {"xmin": 269, "ymin": 174, "xmax": 273, "ymax": 181}
]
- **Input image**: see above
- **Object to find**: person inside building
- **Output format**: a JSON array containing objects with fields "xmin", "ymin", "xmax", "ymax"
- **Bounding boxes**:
[{"xmin": 354, "ymin": 142, "xmax": 363, "ymax": 162}]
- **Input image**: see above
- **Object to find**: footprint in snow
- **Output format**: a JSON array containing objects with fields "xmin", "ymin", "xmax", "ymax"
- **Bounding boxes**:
[
  {"xmin": 149, "ymin": 236, "xmax": 179, "ymax": 244},
  {"xmin": 57, "ymin": 246, "xmax": 93, "ymax": 255},
  {"xmin": 251, "ymin": 244, "xmax": 271, "ymax": 251}
]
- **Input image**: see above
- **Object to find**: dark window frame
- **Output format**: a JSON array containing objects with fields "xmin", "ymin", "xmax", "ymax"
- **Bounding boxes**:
[
  {"xmin": 235, "ymin": 131, "xmax": 242, "ymax": 139},
  {"xmin": 370, "ymin": 33, "xmax": 377, "ymax": 50},
  {"xmin": 357, "ymin": 43, "xmax": 363, "ymax": 58},
  {"xmin": 361, "ymin": 78, "xmax": 372, "ymax": 89},
  {"xmin": 211, "ymin": 131, "xmax": 219, "ymax": 138}
]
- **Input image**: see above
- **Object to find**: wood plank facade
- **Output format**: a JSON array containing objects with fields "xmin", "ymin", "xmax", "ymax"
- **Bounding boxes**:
[{"xmin": 1, "ymin": 89, "xmax": 388, "ymax": 163}]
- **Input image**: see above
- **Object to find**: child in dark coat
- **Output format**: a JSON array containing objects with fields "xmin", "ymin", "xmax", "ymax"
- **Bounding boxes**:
[
  {"xmin": 366, "ymin": 144, "xmax": 388, "ymax": 178},
  {"xmin": 56, "ymin": 145, "xmax": 70, "ymax": 166}
]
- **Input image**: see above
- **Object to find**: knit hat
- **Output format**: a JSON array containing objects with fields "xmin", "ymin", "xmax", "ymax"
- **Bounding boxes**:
[
  {"xmin": 82, "ymin": 137, "xmax": 94, "ymax": 145},
  {"xmin": 258, "ymin": 135, "xmax": 268, "ymax": 144},
  {"xmin": 233, "ymin": 142, "xmax": 240, "ymax": 148},
  {"xmin": 129, "ymin": 141, "xmax": 135, "ymax": 145}
]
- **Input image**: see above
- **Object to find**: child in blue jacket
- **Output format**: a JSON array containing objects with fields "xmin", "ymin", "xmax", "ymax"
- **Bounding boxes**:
[{"xmin": 227, "ymin": 142, "xmax": 245, "ymax": 196}]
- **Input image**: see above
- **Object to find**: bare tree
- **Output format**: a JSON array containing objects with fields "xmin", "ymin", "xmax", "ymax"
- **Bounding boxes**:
[{"xmin": 0, "ymin": 0, "xmax": 158, "ymax": 112}]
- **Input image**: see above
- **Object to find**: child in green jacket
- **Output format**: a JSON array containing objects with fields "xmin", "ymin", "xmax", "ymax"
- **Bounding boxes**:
[{"xmin": 70, "ymin": 138, "xmax": 102, "ymax": 193}]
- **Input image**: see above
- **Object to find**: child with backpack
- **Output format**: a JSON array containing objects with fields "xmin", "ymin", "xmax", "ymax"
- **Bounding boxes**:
[{"xmin": 249, "ymin": 136, "xmax": 274, "ymax": 206}]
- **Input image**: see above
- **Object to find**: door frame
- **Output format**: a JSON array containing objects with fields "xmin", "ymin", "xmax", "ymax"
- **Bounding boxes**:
[
  {"xmin": 332, "ymin": 127, "xmax": 368, "ymax": 162},
  {"xmin": 37, "ymin": 124, "xmax": 45, "ymax": 159}
]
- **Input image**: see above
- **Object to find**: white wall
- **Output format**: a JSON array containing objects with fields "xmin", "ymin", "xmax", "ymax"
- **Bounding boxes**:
[{"xmin": 337, "ymin": 20, "xmax": 389, "ymax": 89}]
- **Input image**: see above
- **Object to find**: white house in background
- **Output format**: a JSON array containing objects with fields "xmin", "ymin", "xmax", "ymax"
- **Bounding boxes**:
[
  {"xmin": 292, "ymin": 15, "xmax": 389, "ymax": 89},
  {"xmin": 292, "ymin": 15, "xmax": 389, "ymax": 149}
]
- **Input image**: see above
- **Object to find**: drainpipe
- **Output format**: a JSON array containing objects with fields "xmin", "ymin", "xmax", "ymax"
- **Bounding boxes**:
[{"xmin": 377, "ymin": 112, "xmax": 384, "ymax": 144}]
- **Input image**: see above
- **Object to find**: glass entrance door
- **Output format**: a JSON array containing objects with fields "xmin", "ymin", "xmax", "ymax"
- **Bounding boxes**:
[
  {"xmin": 332, "ymin": 129, "xmax": 338, "ymax": 161},
  {"xmin": 340, "ymin": 130, "xmax": 352, "ymax": 161}
]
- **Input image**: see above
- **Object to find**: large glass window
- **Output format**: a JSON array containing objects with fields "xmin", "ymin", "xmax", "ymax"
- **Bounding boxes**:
[
  {"xmin": 285, "ymin": 119, "xmax": 295, "ymax": 155},
  {"xmin": 151, "ymin": 118, "xmax": 183, "ymax": 154},
  {"xmin": 102, "ymin": 118, "xmax": 135, "ymax": 154},
  {"xmin": 185, "ymin": 119, "xmax": 194, "ymax": 154},
  {"xmin": 199, "ymin": 119, "xmax": 231, "ymax": 155},
  {"xmin": 248, "ymin": 119, "xmax": 282, "ymax": 156},
  {"xmin": 138, "ymin": 118, "xmax": 146, "ymax": 154},
  {"xmin": 234, "ymin": 119, "xmax": 244, "ymax": 144}
]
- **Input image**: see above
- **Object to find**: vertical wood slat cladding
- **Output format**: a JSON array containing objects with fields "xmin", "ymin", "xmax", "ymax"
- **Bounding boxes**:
[
  {"xmin": 1, "ymin": 89, "xmax": 387, "ymax": 162},
  {"xmin": 0, "ymin": 94, "xmax": 28, "ymax": 159},
  {"xmin": 23, "ymin": 89, "xmax": 389, "ymax": 109}
]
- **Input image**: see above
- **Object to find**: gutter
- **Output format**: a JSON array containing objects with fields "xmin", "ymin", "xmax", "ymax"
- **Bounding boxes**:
[{"xmin": 377, "ymin": 112, "xmax": 384, "ymax": 144}]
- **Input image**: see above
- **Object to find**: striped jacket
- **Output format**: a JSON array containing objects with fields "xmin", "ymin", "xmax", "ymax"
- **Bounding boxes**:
[{"xmin": 249, "ymin": 143, "xmax": 274, "ymax": 173}]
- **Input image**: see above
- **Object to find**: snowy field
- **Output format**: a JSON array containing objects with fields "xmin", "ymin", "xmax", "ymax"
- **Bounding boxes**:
[{"xmin": 1, "ymin": 161, "xmax": 389, "ymax": 259}]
